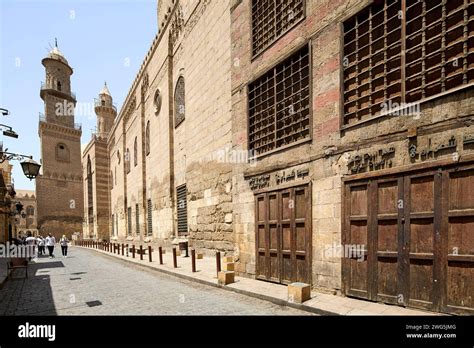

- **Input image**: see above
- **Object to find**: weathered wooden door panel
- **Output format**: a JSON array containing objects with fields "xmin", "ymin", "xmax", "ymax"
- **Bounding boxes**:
[
  {"xmin": 294, "ymin": 185, "xmax": 310, "ymax": 283},
  {"xmin": 256, "ymin": 195, "xmax": 267, "ymax": 280},
  {"xmin": 255, "ymin": 185, "xmax": 311, "ymax": 285},
  {"xmin": 280, "ymin": 189, "xmax": 292, "ymax": 284},
  {"xmin": 268, "ymin": 192, "xmax": 280, "ymax": 282},
  {"xmin": 445, "ymin": 167, "xmax": 474, "ymax": 314},
  {"xmin": 344, "ymin": 183, "xmax": 370, "ymax": 299},
  {"xmin": 405, "ymin": 173, "xmax": 438, "ymax": 311},
  {"xmin": 375, "ymin": 179, "xmax": 401, "ymax": 305}
]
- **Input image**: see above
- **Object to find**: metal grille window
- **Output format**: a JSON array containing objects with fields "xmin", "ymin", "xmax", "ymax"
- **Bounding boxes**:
[
  {"xmin": 147, "ymin": 199, "xmax": 153, "ymax": 236},
  {"xmin": 135, "ymin": 203, "xmax": 140, "ymax": 236},
  {"xmin": 342, "ymin": 0, "xmax": 474, "ymax": 126},
  {"xmin": 248, "ymin": 45, "xmax": 310, "ymax": 156},
  {"xmin": 176, "ymin": 184, "xmax": 188, "ymax": 235},
  {"xmin": 174, "ymin": 76, "xmax": 185, "ymax": 127},
  {"xmin": 127, "ymin": 207, "xmax": 132, "ymax": 236},
  {"xmin": 252, "ymin": 0, "xmax": 305, "ymax": 57}
]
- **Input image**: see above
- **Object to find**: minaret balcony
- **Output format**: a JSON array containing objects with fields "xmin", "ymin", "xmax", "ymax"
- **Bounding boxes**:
[
  {"xmin": 39, "ymin": 112, "xmax": 81, "ymax": 131},
  {"xmin": 40, "ymin": 82, "xmax": 76, "ymax": 102},
  {"xmin": 94, "ymin": 98, "xmax": 117, "ymax": 112}
]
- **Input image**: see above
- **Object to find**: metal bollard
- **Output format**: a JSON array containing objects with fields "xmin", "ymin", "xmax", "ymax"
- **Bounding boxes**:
[
  {"xmin": 191, "ymin": 249, "xmax": 196, "ymax": 273},
  {"xmin": 159, "ymin": 246, "xmax": 163, "ymax": 265},
  {"xmin": 173, "ymin": 248, "xmax": 177, "ymax": 268},
  {"xmin": 148, "ymin": 246, "xmax": 152, "ymax": 262},
  {"xmin": 216, "ymin": 251, "xmax": 221, "ymax": 276},
  {"xmin": 132, "ymin": 245, "xmax": 135, "ymax": 258},
  {"xmin": 140, "ymin": 245, "xmax": 143, "ymax": 260},
  {"xmin": 122, "ymin": 244, "xmax": 124, "ymax": 256},
  {"xmin": 126, "ymin": 244, "xmax": 129, "ymax": 257}
]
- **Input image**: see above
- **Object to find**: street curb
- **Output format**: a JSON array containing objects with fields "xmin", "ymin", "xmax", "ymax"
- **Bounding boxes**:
[{"xmin": 80, "ymin": 247, "xmax": 335, "ymax": 316}]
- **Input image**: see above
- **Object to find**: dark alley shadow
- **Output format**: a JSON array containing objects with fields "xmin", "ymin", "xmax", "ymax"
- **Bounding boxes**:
[{"xmin": 0, "ymin": 260, "xmax": 60, "ymax": 316}]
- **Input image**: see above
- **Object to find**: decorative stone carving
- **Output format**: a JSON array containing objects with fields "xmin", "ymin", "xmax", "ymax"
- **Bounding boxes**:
[{"xmin": 170, "ymin": 5, "xmax": 184, "ymax": 45}]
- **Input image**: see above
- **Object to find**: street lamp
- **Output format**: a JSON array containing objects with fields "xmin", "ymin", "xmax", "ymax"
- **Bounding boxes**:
[
  {"xmin": 0, "ymin": 151, "xmax": 41, "ymax": 180},
  {"xmin": 0, "ymin": 124, "xmax": 18, "ymax": 138},
  {"xmin": 20, "ymin": 158, "xmax": 41, "ymax": 180}
]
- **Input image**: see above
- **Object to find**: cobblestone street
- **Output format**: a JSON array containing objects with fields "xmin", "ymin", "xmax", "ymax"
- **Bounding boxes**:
[{"xmin": 0, "ymin": 247, "xmax": 311, "ymax": 315}]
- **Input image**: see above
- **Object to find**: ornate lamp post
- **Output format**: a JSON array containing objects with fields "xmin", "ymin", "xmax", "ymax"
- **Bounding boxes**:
[{"xmin": 0, "ymin": 151, "xmax": 41, "ymax": 180}]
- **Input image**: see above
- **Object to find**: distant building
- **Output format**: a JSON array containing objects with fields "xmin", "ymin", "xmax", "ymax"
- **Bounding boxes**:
[
  {"xmin": 14, "ymin": 189, "xmax": 38, "ymax": 237},
  {"xmin": 82, "ymin": 83, "xmax": 116, "ymax": 240}
]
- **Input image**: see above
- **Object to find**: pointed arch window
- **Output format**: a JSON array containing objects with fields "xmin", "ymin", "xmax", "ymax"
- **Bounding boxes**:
[
  {"xmin": 174, "ymin": 76, "xmax": 185, "ymax": 127},
  {"xmin": 57, "ymin": 81, "xmax": 62, "ymax": 91},
  {"xmin": 134, "ymin": 137, "xmax": 138, "ymax": 167},
  {"xmin": 146, "ymin": 121, "xmax": 150, "ymax": 156}
]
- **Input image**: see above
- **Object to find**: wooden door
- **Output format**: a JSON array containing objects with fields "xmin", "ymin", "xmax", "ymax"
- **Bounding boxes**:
[
  {"xmin": 255, "ymin": 185, "xmax": 311, "ymax": 285},
  {"xmin": 444, "ymin": 165, "xmax": 474, "ymax": 314},
  {"xmin": 343, "ymin": 165, "xmax": 474, "ymax": 314},
  {"xmin": 403, "ymin": 171, "xmax": 440, "ymax": 311}
]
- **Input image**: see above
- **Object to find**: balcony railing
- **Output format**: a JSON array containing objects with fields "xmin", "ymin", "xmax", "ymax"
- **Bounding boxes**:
[
  {"xmin": 94, "ymin": 98, "xmax": 117, "ymax": 112},
  {"xmin": 41, "ymin": 81, "xmax": 76, "ymax": 100},
  {"xmin": 39, "ymin": 112, "xmax": 81, "ymax": 131}
]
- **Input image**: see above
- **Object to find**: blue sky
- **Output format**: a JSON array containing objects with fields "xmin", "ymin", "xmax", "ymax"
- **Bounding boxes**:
[{"xmin": 0, "ymin": 0, "xmax": 157, "ymax": 190}]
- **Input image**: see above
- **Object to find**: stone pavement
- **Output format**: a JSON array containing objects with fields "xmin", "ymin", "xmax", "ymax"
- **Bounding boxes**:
[
  {"xmin": 0, "ymin": 247, "xmax": 310, "ymax": 315},
  {"xmin": 79, "ymin": 244, "xmax": 439, "ymax": 316}
]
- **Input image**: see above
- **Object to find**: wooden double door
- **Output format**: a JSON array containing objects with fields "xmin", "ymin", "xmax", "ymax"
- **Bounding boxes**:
[
  {"xmin": 343, "ymin": 164, "xmax": 474, "ymax": 314},
  {"xmin": 255, "ymin": 184, "xmax": 311, "ymax": 285}
]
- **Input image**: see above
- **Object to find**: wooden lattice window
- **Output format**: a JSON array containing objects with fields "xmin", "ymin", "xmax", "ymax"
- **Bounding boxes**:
[
  {"xmin": 176, "ymin": 184, "xmax": 188, "ymax": 235},
  {"xmin": 174, "ymin": 76, "xmax": 185, "ymax": 127},
  {"xmin": 127, "ymin": 207, "xmax": 132, "ymax": 236},
  {"xmin": 147, "ymin": 199, "xmax": 153, "ymax": 236},
  {"xmin": 248, "ymin": 44, "xmax": 310, "ymax": 156},
  {"xmin": 342, "ymin": 0, "xmax": 474, "ymax": 126},
  {"xmin": 135, "ymin": 203, "xmax": 140, "ymax": 236},
  {"xmin": 405, "ymin": 0, "xmax": 474, "ymax": 102},
  {"xmin": 252, "ymin": 0, "xmax": 305, "ymax": 57}
]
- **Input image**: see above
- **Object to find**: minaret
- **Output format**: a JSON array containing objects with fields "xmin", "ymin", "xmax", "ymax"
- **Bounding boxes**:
[
  {"xmin": 36, "ymin": 41, "xmax": 84, "ymax": 239},
  {"xmin": 94, "ymin": 82, "xmax": 116, "ymax": 139}
]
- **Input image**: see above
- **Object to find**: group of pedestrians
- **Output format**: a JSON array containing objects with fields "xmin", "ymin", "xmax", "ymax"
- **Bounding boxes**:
[{"xmin": 16, "ymin": 232, "xmax": 70, "ymax": 258}]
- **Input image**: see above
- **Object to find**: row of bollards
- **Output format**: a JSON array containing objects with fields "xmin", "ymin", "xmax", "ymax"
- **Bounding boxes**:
[{"xmin": 77, "ymin": 240, "xmax": 226, "ymax": 276}]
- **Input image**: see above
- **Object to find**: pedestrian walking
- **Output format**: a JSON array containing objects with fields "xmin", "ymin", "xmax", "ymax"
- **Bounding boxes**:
[
  {"xmin": 60, "ymin": 235, "xmax": 69, "ymax": 258},
  {"xmin": 45, "ymin": 233, "xmax": 56, "ymax": 258},
  {"xmin": 37, "ymin": 236, "xmax": 45, "ymax": 256},
  {"xmin": 25, "ymin": 232, "xmax": 36, "ymax": 260}
]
